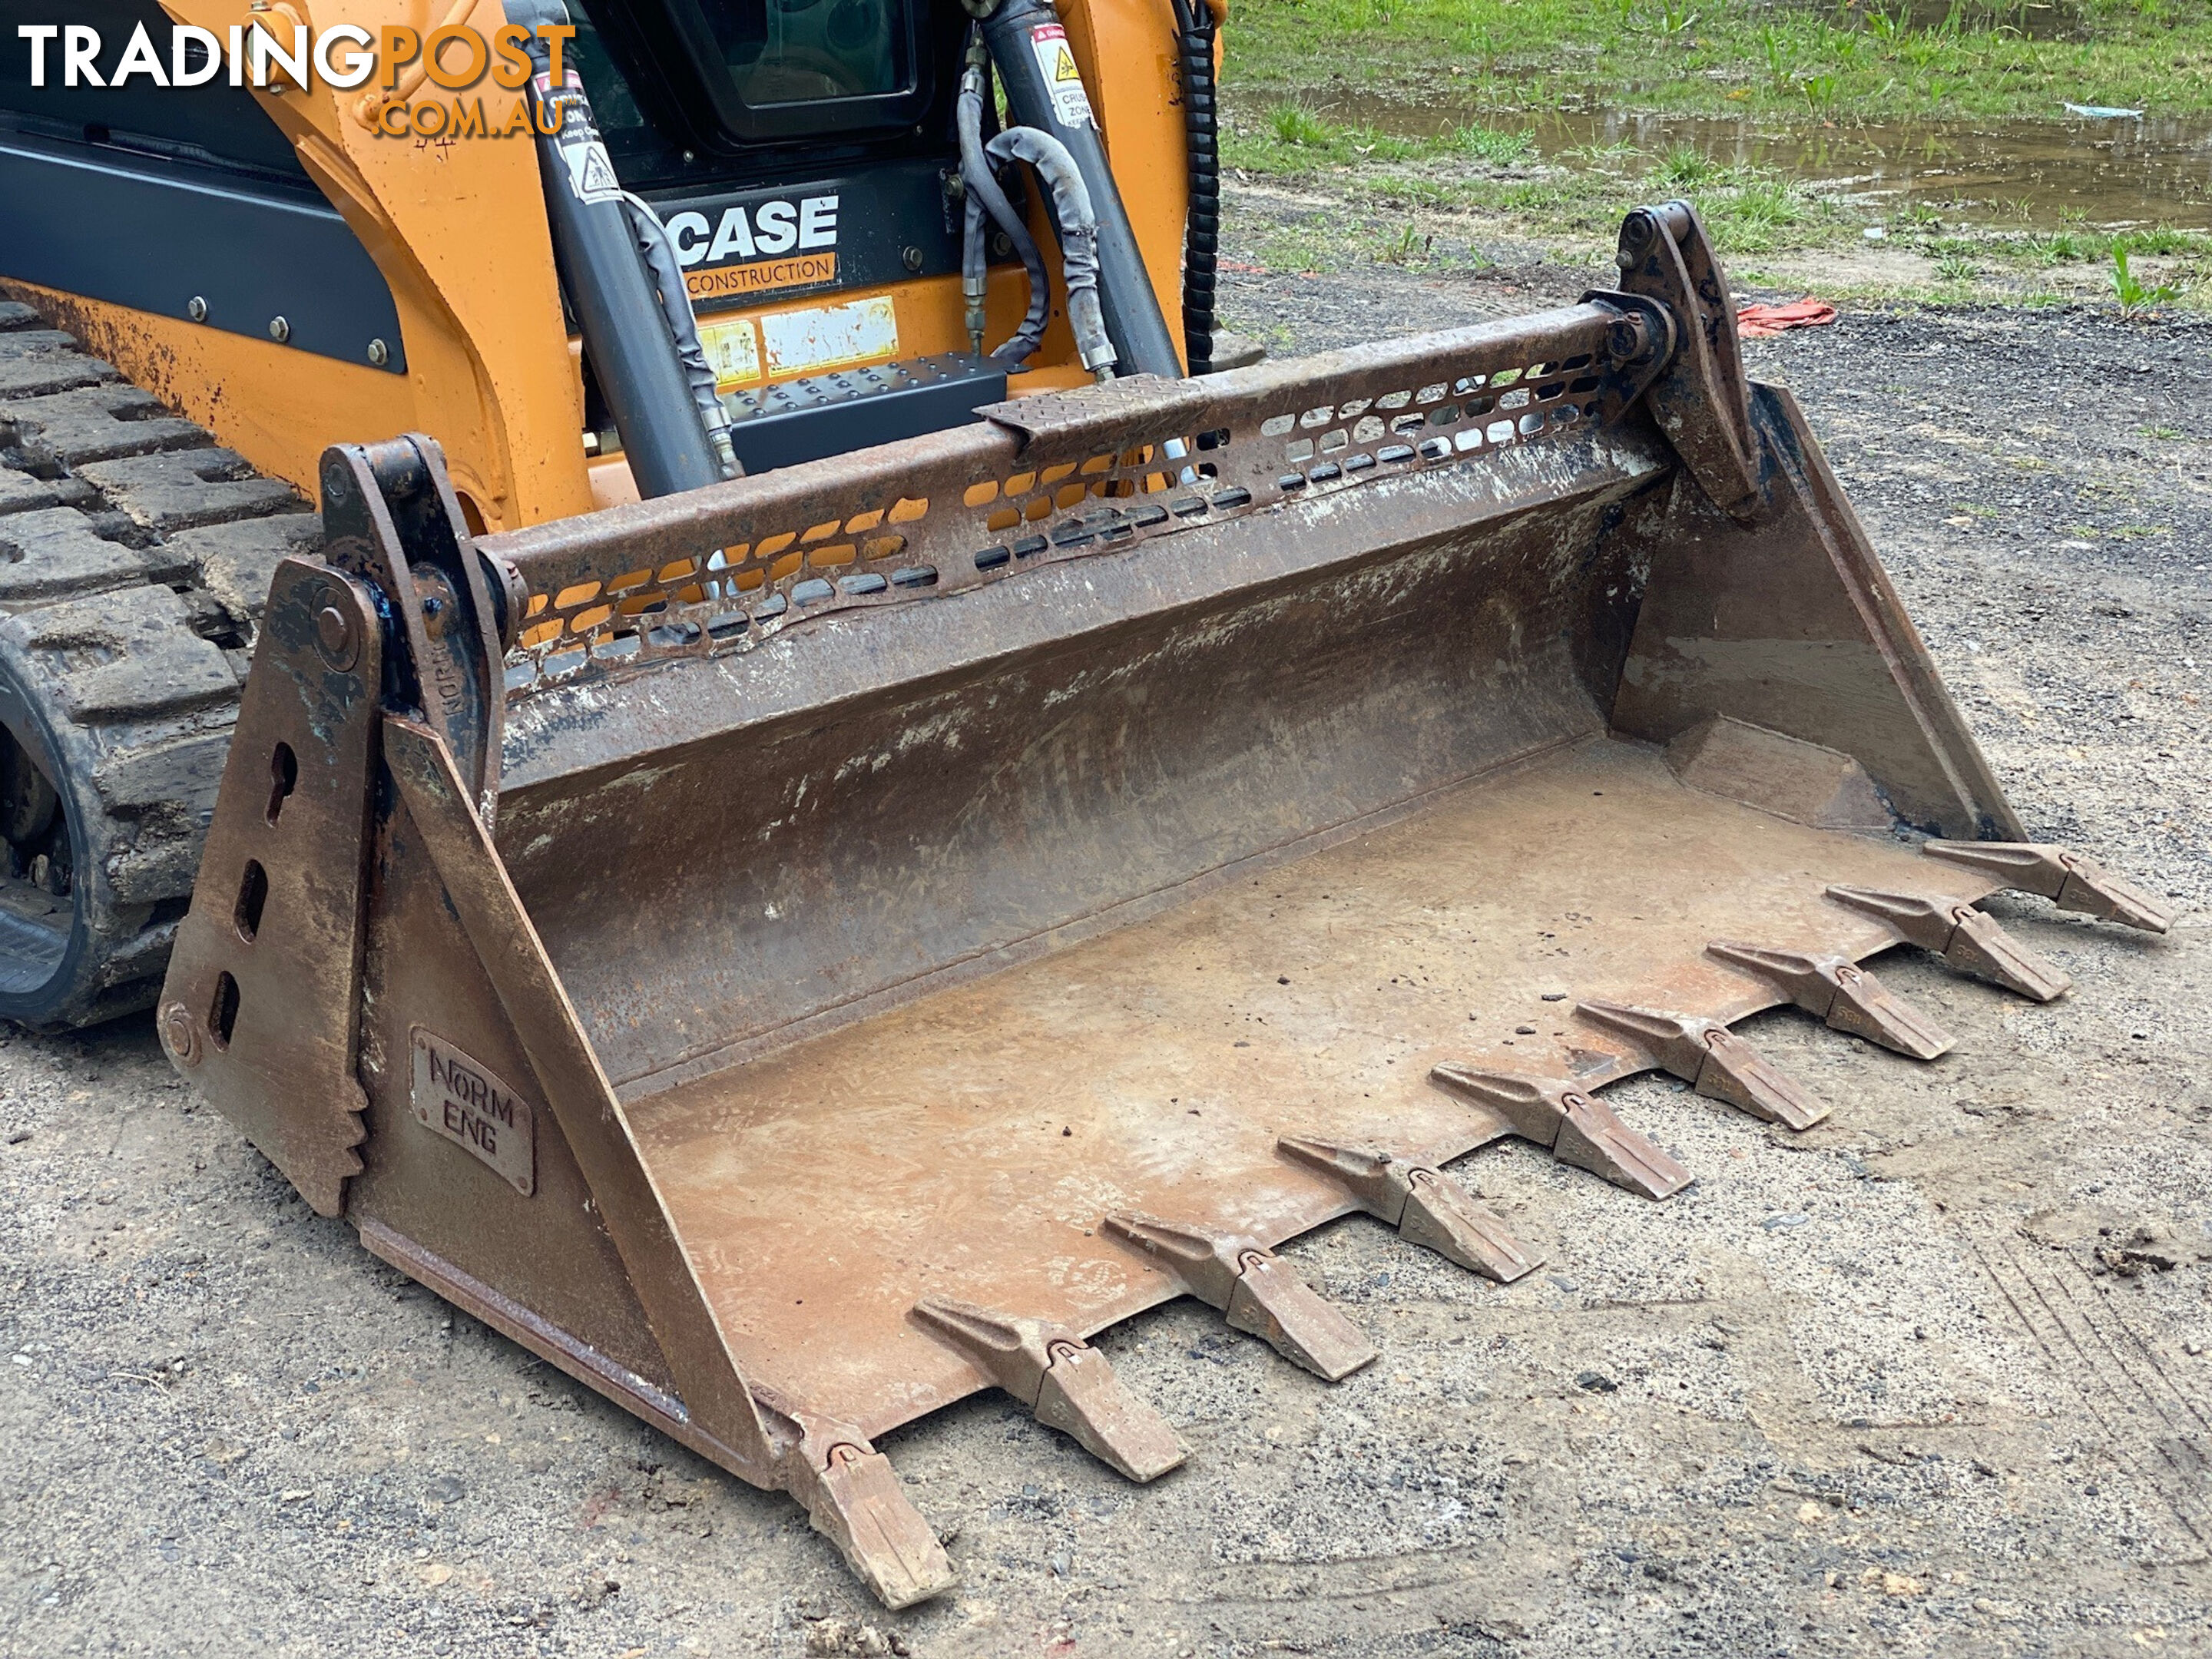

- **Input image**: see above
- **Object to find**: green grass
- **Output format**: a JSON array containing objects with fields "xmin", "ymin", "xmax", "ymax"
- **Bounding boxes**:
[
  {"xmin": 1214, "ymin": 0, "xmax": 2212, "ymax": 310},
  {"xmin": 1226, "ymin": 0, "xmax": 2212, "ymax": 124},
  {"xmin": 1451, "ymin": 123, "xmax": 1535, "ymax": 164}
]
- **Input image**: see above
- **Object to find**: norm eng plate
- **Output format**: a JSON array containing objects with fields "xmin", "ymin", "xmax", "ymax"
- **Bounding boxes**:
[{"xmin": 409, "ymin": 1027, "xmax": 538, "ymax": 1197}]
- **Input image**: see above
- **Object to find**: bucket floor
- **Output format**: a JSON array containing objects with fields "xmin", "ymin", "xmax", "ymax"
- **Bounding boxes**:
[{"xmin": 629, "ymin": 736, "xmax": 1991, "ymax": 1437}]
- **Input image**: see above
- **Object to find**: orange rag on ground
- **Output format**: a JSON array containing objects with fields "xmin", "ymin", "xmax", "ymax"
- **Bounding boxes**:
[{"xmin": 1734, "ymin": 298, "xmax": 1838, "ymax": 339}]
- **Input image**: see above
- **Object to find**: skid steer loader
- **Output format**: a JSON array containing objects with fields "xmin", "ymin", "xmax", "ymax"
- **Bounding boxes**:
[{"xmin": 1, "ymin": 0, "xmax": 2176, "ymax": 1612}]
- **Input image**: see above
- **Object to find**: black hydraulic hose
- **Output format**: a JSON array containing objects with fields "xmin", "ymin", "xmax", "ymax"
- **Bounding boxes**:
[
  {"xmin": 956, "ymin": 47, "xmax": 1052, "ymax": 365},
  {"xmin": 621, "ymin": 191, "xmax": 740, "ymax": 477},
  {"xmin": 509, "ymin": 0, "xmax": 722, "ymax": 498},
  {"xmin": 978, "ymin": 0, "xmax": 1184, "ymax": 379},
  {"xmin": 1168, "ymin": 0, "xmax": 1219, "ymax": 375}
]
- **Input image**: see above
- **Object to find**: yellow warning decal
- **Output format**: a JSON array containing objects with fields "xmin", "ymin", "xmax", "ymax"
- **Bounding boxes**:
[
  {"xmin": 1028, "ymin": 24, "xmax": 1095, "ymax": 130},
  {"xmin": 697, "ymin": 315, "xmax": 763, "ymax": 390}
]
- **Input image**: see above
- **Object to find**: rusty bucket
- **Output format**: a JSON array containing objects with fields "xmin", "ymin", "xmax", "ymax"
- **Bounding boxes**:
[{"xmin": 159, "ymin": 203, "xmax": 2169, "ymax": 1607}]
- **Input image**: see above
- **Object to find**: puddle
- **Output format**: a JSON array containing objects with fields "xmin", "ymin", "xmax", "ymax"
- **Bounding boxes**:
[{"xmin": 1302, "ymin": 97, "xmax": 2212, "ymax": 229}]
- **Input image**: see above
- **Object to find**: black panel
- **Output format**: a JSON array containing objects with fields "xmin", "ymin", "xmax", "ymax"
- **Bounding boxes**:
[
  {"xmin": 719, "ymin": 352, "xmax": 1006, "ymax": 473},
  {"xmin": 0, "ymin": 131, "xmax": 406, "ymax": 373}
]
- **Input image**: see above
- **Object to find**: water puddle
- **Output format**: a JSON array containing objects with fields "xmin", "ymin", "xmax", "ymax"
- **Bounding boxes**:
[{"xmin": 1311, "ymin": 96, "xmax": 2212, "ymax": 228}]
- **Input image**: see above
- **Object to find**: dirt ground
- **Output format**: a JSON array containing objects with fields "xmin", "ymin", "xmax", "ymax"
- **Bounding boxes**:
[{"xmin": 5, "ymin": 184, "xmax": 2210, "ymax": 1659}]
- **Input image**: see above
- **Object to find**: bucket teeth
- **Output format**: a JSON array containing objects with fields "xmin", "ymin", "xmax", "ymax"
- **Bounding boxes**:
[
  {"xmin": 1922, "ymin": 839, "xmax": 2176, "ymax": 935},
  {"xmin": 1705, "ymin": 942, "xmax": 1953, "ymax": 1061},
  {"xmin": 1429, "ymin": 1065, "xmax": 1694, "ymax": 1199},
  {"xmin": 1694, "ymin": 1028, "xmax": 1831, "ymax": 1130},
  {"xmin": 1825, "ymin": 886, "xmax": 2071, "ymax": 1003},
  {"xmin": 1401, "ymin": 1167, "xmax": 1542, "ymax": 1282},
  {"xmin": 1101, "ymin": 1211, "xmax": 1379, "ymax": 1382},
  {"xmin": 911, "ymin": 1299, "xmax": 1185, "ymax": 1482},
  {"xmin": 1575, "ymin": 1000, "xmax": 1830, "ymax": 1131},
  {"xmin": 1277, "ymin": 1136, "xmax": 1541, "ymax": 1282},
  {"xmin": 760, "ymin": 1396, "xmax": 957, "ymax": 1611}
]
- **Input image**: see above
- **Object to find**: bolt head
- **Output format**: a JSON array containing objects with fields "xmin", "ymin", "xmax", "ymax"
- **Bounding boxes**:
[
  {"xmin": 186, "ymin": 296, "xmax": 208, "ymax": 323},
  {"xmin": 314, "ymin": 602, "xmax": 359, "ymax": 671},
  {"xmin": 162, "ymin": 1004, "xmax": 202, "ymax": 1068},
  {"xmin": 367, "ymin": 339, "xmax": 389, "ymax": 368},
  {"xmin": 269, "ymin": 316, "xmax": 290, "ymax": 344}
]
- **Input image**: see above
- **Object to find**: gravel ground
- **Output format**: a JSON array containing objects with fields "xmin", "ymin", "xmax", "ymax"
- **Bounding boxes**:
[{"xmin": 4, "ymin": 183, "xmax": 2210, "ymax": 1659}]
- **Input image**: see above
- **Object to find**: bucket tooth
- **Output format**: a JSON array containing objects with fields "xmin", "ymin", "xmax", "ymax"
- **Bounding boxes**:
[
  {"xmin": 1705, "ymin": 942, "xmax": 1953, "ymax": 1061},
  {"xmin": 1101, "ymin": 1212, "xmax": 1379, "ymax": 1382},
  {"xmin": 1576, "ymin": 1000, "xmax": 1830, "ymax": 1131},
  {"xmin": 1429, "ymin": 1066, "xmax": 1693, "ymax": 1199},
  {"xmin": 1693, "ymin": 1029, "xmax": 1832, "ymax": 1130},
  {"xmin": 762, "ymin": 1397, "xmax": 957, "ymax": 1611},
  {"xmin": 1826, "ymin": 886, "xmax": 2071, "ymax": 1003},
  {"xmin": 911, "ymin": 1299, "xmax": 1185, "ymax": 1482},
  {"xmin": 1922, "ymin": 840, "xmax": 2176, "ymax": 935},
  {"xmin": 1400, "ymin": 1168, "xmax": 1542, "ymax": 1282},
  {"xmin": 1277, "ymin": 1136, "xmax": 1541, "ymax": 1282}
]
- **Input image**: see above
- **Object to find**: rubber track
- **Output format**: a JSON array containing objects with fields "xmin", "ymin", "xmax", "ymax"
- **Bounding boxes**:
[{"xmin": 0, "ymin": 300, "xmax": 324, "ymax": 1028}]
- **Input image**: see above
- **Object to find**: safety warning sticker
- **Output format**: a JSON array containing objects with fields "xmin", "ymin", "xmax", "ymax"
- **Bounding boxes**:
[
  {"xmin": 566, "ymin": 141, "xmax": 623, "ymax": 204},
  {"xmin": 697, "ymin": 314, "xmax": 764, "ymax": 389},
  {"xmin": 536, "ymin": 69, "xmax": 624, "ymax": 204},
  {"xmin": 1028, "ymin": 24, "xmax": 1095, "ymax": 130}
]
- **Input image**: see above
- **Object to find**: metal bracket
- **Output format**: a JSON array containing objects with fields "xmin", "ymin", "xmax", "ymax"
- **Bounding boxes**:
[
  {"xmin": 1100, "ymin": 1211, "xmax": 1378, "ymax": 1382},
  {"xmin": 1578, "ymin": 289, "xmax": 1678, "ymax": 409},
  {"xmin": 1614, "ymin": 198, "xmax": 1760, "ymax": 522},
  {"xmin": 157, "ymin": 556, "xmax": 384, "ymax": 1216},
  {"xmin": 319, "ymin": 435, "xmax": 510, "ymax": 828},
  {"xmin": 753, "ymin": 1389, "xmax": 957, "ymax": 1611},
  {"xmin": 1706, "ymin": 941, "xmax": 1952, "ymax": 1059},
  {"xmin": 911, "ymin": 1299, "xmax": 1185, "ymax": 1482},
  {"xmin": 1921, "ymin": 841, "xmax": 2175, "ymax": 935},
  {"xmin": 1575, "ymin": 998, "xmax": 1830, "ymax": 1130},
  {"xmin": 1276, "ymin": 1137, "xmax": 1538, "ymax": 1282},
  {"xmin": 1429, "ymin": 1066, "xmax": 1692, "ymax": 1200},
  {"xmin": 1826, "ymin": 886, "xmax": 2071, "ymax": 1002}
]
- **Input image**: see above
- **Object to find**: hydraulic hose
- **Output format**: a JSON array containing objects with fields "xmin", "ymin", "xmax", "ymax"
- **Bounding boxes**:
[
  {"xmin": 985, "ymin": 127, "xmax": 1114, "ymax": 376},
  {"xmin": 977, "ymin": 0, "xmax": 1183, "ymax": 379},
  {"xmin": 620, "ymin": 191, "xmax": 740, "ymax": 478},
  {"xmin": 956, "ymin": 45, "xmax": 1052, "ymax": 366},
  {"xmin": 1168, "ymin": 0, "xmax": 1220, "ymax": 375}
]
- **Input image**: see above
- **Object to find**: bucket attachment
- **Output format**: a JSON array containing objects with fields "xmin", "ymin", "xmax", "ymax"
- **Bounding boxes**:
[{"xmin": 159, "ymin": 202, "xmax": 2174, "ymax": 1607}]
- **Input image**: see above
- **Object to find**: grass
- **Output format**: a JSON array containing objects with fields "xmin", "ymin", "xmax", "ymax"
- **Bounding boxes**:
[
  {"xmin": 1226, "ymin": 0, "xmax": 2212, "ymax": 124},
  {"xmin": 1215, "ymin": 0, "xmax": 2212, "ymax": 310}
]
